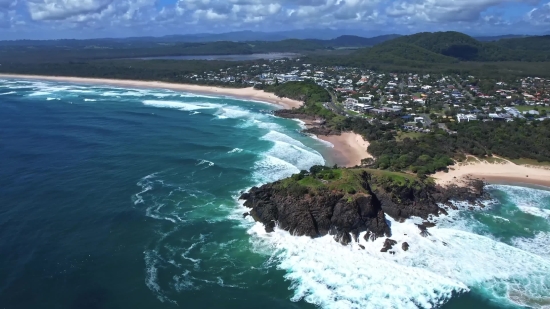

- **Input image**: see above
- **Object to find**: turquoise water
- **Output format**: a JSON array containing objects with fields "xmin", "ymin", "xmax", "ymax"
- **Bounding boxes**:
[{"xmin": 0, "ymin": 79, "xmax": 549, "ymax": 309}]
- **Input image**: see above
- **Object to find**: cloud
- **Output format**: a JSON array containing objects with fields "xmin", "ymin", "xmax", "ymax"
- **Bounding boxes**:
[
  {"xmin": 1, "ymin": 0, "xmax": 549, "ymax": 39},
  {"xmin": 528, "ymin": 2, "xmax": 550, "ymax": 25},
  {"xmin": 386, "ymin": 0, "xmax": 539, "ymax": 23},
  {"xmin": 26, "ymin": 0, "xmax": 114, "ymax": 20},
  {"xmin": 0, "ymin": 0, "xmax": 17, "ymax": 9}
]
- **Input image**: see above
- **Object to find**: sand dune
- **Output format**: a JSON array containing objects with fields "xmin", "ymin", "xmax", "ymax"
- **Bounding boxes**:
[{"xmin": 434, "ymin": 157, "xmax": 550, "ymax": 188}]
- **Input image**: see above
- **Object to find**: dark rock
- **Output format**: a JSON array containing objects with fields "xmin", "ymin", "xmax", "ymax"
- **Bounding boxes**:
[
  {"xmin": 240, "ymin": 170, "xmax": 488, "ymax": 246},
  {"xmin": 402, "ymin": 242, "xmax": 409, "ymax": 251},
  {"xmin": 417, "ymin": 224, "xmax": 432, "ymax": 237},
  {"xmin": 241, "ymin": 174, "xmax": 391, "ymax": 245},
  {"xmin": 381, "ymin": 238, "xmax": 397, "ymax": 252},
  {"xmin": 243, "ymin": 212, "xmax": 250, "ymax": 219},
  {"xmin": 239, "ymin": 192, "xmax": 251, "ymax": 200},
  {"xmin": 359, "ymin": 244, "xmax": 365, "ymax": 250}
]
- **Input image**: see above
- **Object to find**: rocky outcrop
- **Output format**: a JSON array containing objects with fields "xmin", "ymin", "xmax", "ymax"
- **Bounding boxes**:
[
  {"xmin": 240, "ymin": 170, "xmax": 487, "ymax": 246},
  {"xmin": 402, "ymin": 242, "xmax": 409, "ymax": 251},
  {"xmin": 273, "ymin": 110, "xmax": 318, "ymax": 120},
  {"xmin": 380, "ymin": 238, "xmax": 397, "ymax": 252},
  {"xmin": 241, "ymin": 184, "xmax": 391, "ymax": 245}
]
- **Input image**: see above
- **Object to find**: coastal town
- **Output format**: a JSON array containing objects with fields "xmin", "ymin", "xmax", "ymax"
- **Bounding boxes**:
[{"xmin": 181, "ymin": 57, "xmax": 550, "ymax": 131}]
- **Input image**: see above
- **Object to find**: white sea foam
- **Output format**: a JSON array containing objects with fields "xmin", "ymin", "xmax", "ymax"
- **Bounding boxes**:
[
  {"xmin": 310, "ymin": 134, "xmax": 335, "ymax": 148},
  {"xmin": 46, "ymin": 97, "xmax": 60, "ymax": 101},
  {"xmin": 144, "ymin": 250, "xmax": 178, "ymax": 305},
  {"xmin": 512, "ymin": 232, "xmax": 550, "ymax": 259},
  {"xmin": 228, "ymin": 148, "xmax": 243, "ymax": 154},
  {"xmin": 84, "ymin": 98, "xmax": 97, "ymax": 102},
  {"xmin": 518, "ymin": 206, "xmax": 550, "ymax": 219},
  {"xmin": 142, "ymin": 100, "xmax": 221, "ymax": 111},
  {"xmin": 247, "ymin": 215, "xmax": 550, "ymax": 309},
  {"xmin": 215, "ymin": 106, "xmax": 253, "ymax": 119},
  {"xmin": 196, "ymin": 159, "xmax": 214, "ymax": 167},
  {"xmin": 251, "ymin": 130, "xmax": 325, "ymax": 183},
  {"xmin": 261, "ymin": 131, "xmax": 325, "ymax": 172},
  {"xmin": 28, "ymin": 91, "xmax": 52, "ymax": 96},
  {"xmin": 0, "ymin": 91, "xmax": 16, "ymax": 95},
  {"xmin": 252, "ymin": 155, "xmax": 301, "ymax": 184},
  {"xmin": 489, "ymin": 185, "xmax": 550, "ymax": 208}
]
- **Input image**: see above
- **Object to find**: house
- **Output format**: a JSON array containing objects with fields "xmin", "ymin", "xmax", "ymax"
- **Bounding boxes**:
[
  {"xmin": 457, "ymin": 114, "xmax": 477, "ymax": 122},
  {"xmin": 414, "ymin": 117, "xmax": 425, "ymax": 123}
]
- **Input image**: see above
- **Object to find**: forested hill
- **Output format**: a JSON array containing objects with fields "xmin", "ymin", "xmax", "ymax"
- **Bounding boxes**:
[
  {"xmin": 494, "ymin": 35, "xmax": 550, "ymax": 51},
  {"xmin": 307, "ymin": 34, "xmax": 402, "ymax": 48},
  {"xmin": 346, "ymin": 31, "xmax": 550, "ymax": 65}
]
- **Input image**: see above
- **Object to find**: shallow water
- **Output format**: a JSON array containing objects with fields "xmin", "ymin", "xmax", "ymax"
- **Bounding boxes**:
[{"xmin": 1, "ymin": 79, "xmax": 549, "ymax": 309}]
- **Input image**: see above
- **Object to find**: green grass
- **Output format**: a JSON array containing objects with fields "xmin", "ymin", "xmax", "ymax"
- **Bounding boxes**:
[
  {"xmin": 277, "ymin": 167, "xmax": 422, "ymax": 197},
  {"xmin": 396, "ymin": 131, "xmax": 423, "ymax": 141},
  {"xmin": 510, "ymin": 158, "xmax": 550, "ymax": 167}
]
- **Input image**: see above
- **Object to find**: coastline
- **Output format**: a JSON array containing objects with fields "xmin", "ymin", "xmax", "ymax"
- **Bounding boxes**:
[
  {"xmin": 434, "ymin": 160, "xmax": 550, "ymax": 188},
  {"xmin": 1, "ymin": 73, "xmax": 373, "ymax": 169},
  {"xmin": 317, "ymin": 133, "xmax": 372, "ymax": 168},
  {"xmin": 0, "ymin": 74, "xmax": 303, "ymax": 109}
]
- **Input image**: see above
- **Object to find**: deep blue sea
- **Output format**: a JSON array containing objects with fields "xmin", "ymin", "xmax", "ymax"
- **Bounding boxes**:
[{"xmin": 1, "ymin": 78, "xmax": 549, "ymax": 309}]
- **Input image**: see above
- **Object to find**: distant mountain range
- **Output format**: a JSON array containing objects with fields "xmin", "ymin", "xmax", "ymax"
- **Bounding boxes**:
[
  {"xmin": 2, "ymin": 30, "xmax": 550, "ymax": 68},
  {"xmin": 346, "ymin": 31, "xmax": 550, "ymax": 66}
]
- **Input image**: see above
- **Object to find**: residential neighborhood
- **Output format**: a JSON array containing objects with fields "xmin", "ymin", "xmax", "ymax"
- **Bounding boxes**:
[{"xmin": 180, "ymin": 57, "xmax": 550, "ymax": 132}]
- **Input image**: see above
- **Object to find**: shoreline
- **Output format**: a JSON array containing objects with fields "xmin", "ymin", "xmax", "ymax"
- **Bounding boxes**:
[
  {"xmin": 317, "ymin": 133, "xmax": 372, "ymax": 168},
  {"xmin": 0, "ymin": 73, "xmax": 303, "ymax": 109},
  {"xmin": 434, "ymin": 161, "xmax": 550, "ymax": 189},
  {"xmin": 0, "ymin": 73, "xmax": 370, "ymax": 168}
]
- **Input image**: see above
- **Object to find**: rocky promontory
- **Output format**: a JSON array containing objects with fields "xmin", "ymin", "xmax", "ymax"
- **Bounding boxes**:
[{"xmin": 240, "ymin": 167, "xmax": 486, "ymax": 246}]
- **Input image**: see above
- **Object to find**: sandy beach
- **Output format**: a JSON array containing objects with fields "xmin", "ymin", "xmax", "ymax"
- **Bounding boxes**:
[
  {"xmin": 434, "ymin": 158, "xmax": 550, "ymax": 188},
  {"xmin": 318, "ymin": 133, "xmax": 372, "ymax": 168},
  {"xmin": 0, "ymin": 74, "xmax": 303, "ymax": 109}
]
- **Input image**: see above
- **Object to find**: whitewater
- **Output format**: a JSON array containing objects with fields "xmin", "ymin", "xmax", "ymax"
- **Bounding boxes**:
[{"xmin": 0, "ymin": 78, "xmax": 549, "ymax": 309}]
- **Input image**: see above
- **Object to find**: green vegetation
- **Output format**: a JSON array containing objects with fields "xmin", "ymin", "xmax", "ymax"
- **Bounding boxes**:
[
  {"xmin": 510, "ymin": 158, "xmax": 550, "ymax": 167},
  {"xmin": 270, "ymin": 84, "xmax": 550, "ymax": 177},
  {"xmin": 307, "ymin": 32, "xmax": 550, "ymax": 78},
  {"xmin": 395, "ymin": 131, "xmax": 423, "ymax": 141},
  {"xmin": 256, "ymin": 80, "xmax": 331, "ymax": 104},
  {"xmin": 277, "ymin": 165, "xmax": 423, "ymax": 198}
]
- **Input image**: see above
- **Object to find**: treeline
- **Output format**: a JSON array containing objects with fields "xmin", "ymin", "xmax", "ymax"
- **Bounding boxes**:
[
  {"xmin": 365, "ymin": 119, "xmax": 550, "ymax": 177},
  {"xmin": 449, "ymin": 120, "xmax": 550, "ymax": 162},
  {"xmin": 0, "ymin": 60, "xmax": 249, "ymax": 87},
  {"xmin": 255, "ymin": 80, "xmax": 331, "ymax": 104}
]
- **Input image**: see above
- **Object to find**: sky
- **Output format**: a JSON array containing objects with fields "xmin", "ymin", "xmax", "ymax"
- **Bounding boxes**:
[{"xmin": 0, "ymin": 0, "xmax": 549, "ymax": 40}]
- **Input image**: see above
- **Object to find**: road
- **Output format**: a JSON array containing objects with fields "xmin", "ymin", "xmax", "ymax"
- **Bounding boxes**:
[
  {"xmin": 326, "ymin": 89, "xmax": 346, "ymax": 116},
  {"xmin": 450, "ymin": 76, "xmax": 474, "ymax": 101}
]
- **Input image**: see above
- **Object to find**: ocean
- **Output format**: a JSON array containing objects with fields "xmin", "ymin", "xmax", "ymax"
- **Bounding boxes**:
[{"xmin": 0, "ymin": 79, "xmax": 549, "ymax": 309}]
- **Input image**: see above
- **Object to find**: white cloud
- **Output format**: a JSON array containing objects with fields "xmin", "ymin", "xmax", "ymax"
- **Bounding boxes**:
[
  {"xmin": 528, "ymin": 2, "xmax": 550, "ymax": 25},
  {"xmin": 0, "ymin": 0, "xmax": 17, "ymax": 9},
  {"xmin": 1, "ymin": 0, "xmax": 549, "ymax": 39},
  {"xmin": 387, "ymin": 0, "xmax": 537, "ymax": 23},
  {"xmin": 27, "ymin": 0, "xmax": 113, "ymax": 20}
]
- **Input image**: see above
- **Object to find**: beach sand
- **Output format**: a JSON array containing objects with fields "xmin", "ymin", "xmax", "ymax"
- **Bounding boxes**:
[
  {"xmin": 434, "ymin": 159, "xmax": 550, "ymax": 188},
  {"xmin": 318, "ymin": 133, "xmax": 372, "ymax": 168},
  {"xmin": 0, "ymin": 74, "xmax": 303, "ymax": 109}
]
